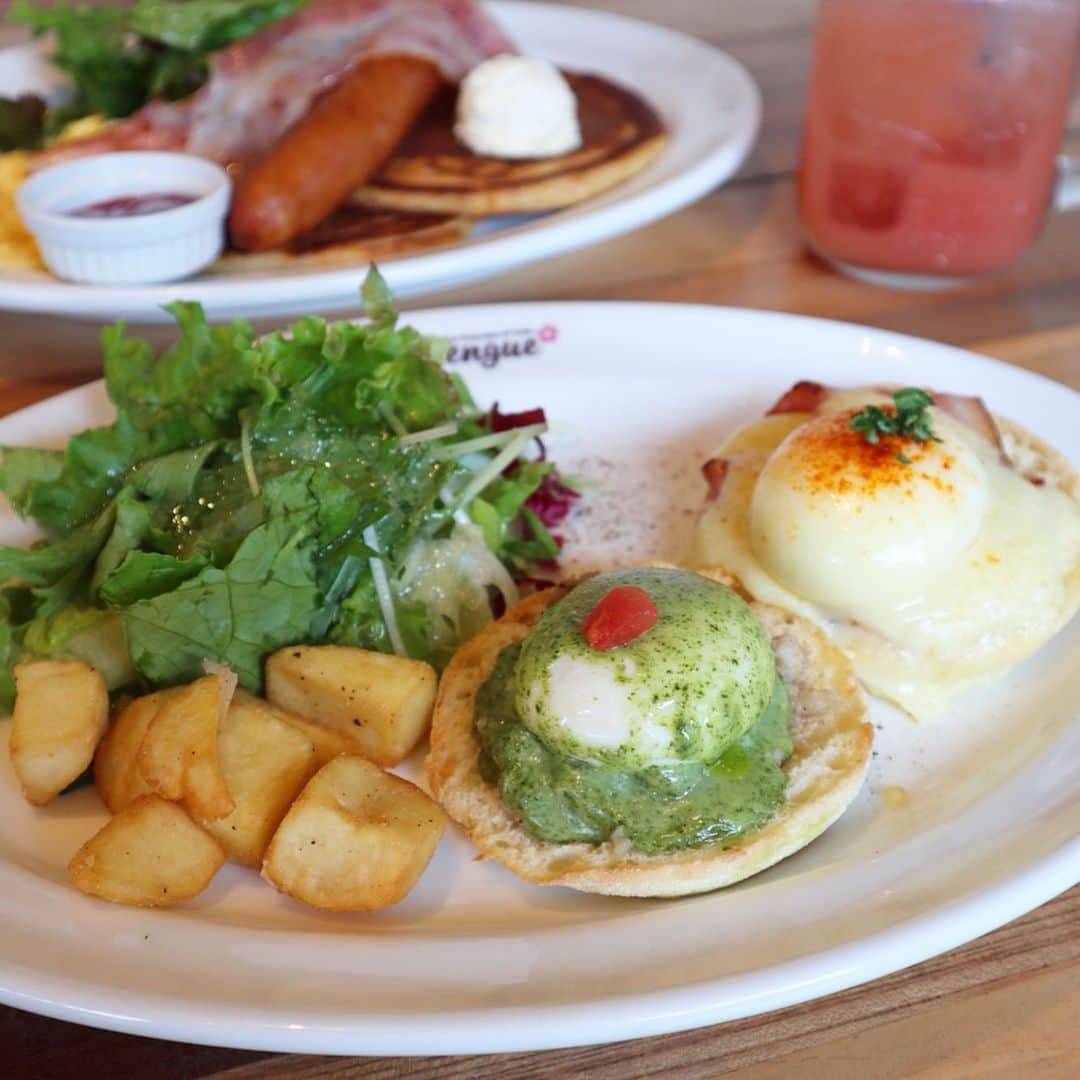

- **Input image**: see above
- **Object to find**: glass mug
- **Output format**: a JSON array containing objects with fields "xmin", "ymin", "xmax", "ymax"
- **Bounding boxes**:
[{"xmin": 798, "ymin": 0, "xmax": 1080, "ymax": 287}]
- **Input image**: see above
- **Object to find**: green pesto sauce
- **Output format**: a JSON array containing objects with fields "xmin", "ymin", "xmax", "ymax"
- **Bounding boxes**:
[
  {"xmin": 476, "ymin": 643, "xmax": 793, "ymax": 854},
  {"xmin": 513, "ymin": 568, "xmax": 777, "ymax": 769}
]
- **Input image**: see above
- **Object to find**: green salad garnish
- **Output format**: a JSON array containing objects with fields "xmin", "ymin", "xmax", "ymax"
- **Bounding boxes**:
[
  {"xmin": 0, "ymin": 270, "xmax": 564, "ymax": 710},
  {"xmin": 3, "ymin": 0, "xmax": 306, "ymax": 147}
]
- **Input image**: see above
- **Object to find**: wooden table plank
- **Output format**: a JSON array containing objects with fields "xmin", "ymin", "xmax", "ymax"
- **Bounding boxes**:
[
  {"xmin": 728, "ymin": 963, "xmax": 1080, "ymax": 1080},
  {"xmin": 1, "ymin": 1008, "xmax": 263, "ymax": 1080},
  {"xmin": 422, "ymin": 147, "xmax": 1080, "ymax": 356},
  {"xmin": 548, "ymin": 0, "xmax": 817, "ymax": 41}
]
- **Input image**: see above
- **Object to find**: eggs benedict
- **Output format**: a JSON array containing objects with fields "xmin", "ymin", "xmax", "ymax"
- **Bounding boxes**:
[
  {"xmin": 694, "ymin": 383, "xmax": 1080, "ymax": 720},
  {"xmin": 426, "ymin": 567, "xmax": 871, "ymax": 897}
]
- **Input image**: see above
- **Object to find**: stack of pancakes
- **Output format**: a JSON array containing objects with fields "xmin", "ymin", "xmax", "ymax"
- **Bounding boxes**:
[{"xmin": 215, "ymin": 72, "xmax": 667, "ymax": 273}]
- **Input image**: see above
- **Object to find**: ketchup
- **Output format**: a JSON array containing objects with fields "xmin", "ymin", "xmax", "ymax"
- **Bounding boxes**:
[{"xmin": 69, "ymin": 193, "xmax": 197, "ymax": 219}]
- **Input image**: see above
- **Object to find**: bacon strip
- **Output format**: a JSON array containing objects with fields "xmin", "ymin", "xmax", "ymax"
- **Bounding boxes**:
[
  {"xmin": 34, "ymin": 0, "xmax": 513, "ymax": 170},
  {"xmin": 933, "ymin": 392, "xmax": 1007, "ymax": 461},
  {"xmin": 766, "ymin": 381, "xmax": 828, "ymax": 415},
  {"xmin": 702, "ymin": 457, "xmax": 730, "ymax": 500}
]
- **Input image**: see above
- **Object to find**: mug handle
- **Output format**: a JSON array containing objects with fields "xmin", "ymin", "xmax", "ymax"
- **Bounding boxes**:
[{"xmin": 1055, "ymin": 153, "xmax": 1080, "ymax": 211}]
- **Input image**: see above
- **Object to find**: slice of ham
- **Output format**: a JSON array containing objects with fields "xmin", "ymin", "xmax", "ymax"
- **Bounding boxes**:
[
  {"xmin": 34, "ymin": 0, "xmax": 513, "ymax": 170},
  {"xmin": 766, "ymin": 380, "xmax": 829, "ymax": 415},
  {"xmin": 763, "ymin": 380, "xmax": 1009, "ymax": 463},
  {"xmin": 932, "ymin": 392, "xmax": 1006, "ymax": 459},
  {"xmin": 701, "ymin": 457, "xmax": 730, "ymax": 500}
]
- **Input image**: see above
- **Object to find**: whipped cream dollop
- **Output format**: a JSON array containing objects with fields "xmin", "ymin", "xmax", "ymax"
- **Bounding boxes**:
[{"xmin": 454, "ymin": 55, "xmax": 582, "ymax": 159}]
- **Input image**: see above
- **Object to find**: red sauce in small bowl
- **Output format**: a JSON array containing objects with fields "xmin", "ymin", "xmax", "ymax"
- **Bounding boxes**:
[{"xmin": 68, "ymin": 193, "xmax": 198, "ymax": 218}]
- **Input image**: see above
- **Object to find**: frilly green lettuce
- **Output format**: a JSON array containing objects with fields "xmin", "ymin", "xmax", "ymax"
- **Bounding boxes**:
[{"xmin": 0, "ymin": 270, "xmax": 560, "ymax": 709}]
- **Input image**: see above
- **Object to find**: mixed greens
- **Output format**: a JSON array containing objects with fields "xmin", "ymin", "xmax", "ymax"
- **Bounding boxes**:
[
  {"xmin": 0, "ymin": 270, "xmax": 570, "ymax": 710},
  {"xmin": 2, "ymin": 0, "xmax": 305, "ymax": 149}
]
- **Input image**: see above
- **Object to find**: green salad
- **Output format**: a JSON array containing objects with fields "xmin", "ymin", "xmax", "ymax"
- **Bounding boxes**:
[
  {"xmin": 0, "ymin": 270, "xmax": 570, "ymax": 711},
  {"xmin": 2, "ymin": 0, "xmax": 307, "ymax": 148}
]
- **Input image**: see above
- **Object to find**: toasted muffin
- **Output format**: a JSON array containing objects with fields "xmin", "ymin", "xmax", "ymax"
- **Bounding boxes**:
[{"xmin": 425, "ymin": 568, "xmax": 872, "ymax": 898}]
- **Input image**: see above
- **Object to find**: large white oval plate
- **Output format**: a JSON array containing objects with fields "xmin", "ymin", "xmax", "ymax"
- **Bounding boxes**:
[
  {"xmin": 0, "ymin": 303, "xmax": 1077, "ymax": 1054},
  {"xmin": 0, "ymin": 2, "xmax": 760, "ymax": 323}
]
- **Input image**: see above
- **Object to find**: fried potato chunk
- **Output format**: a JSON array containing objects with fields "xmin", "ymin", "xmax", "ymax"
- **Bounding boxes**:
[
  {"xmin": 198, "ymin": 695, "xmax": 320, "ymax": 867},
  {"xmin": 137, "ymin": 670, "xmax": 236, "ymax": 820},
  {"xmin": 10, "ymin": 659, "xmax": 109, "ymax": 805},
  {"xmin": 261, "ymin": 755, "xmax": 445, "ymax": 911},
  {"xmin": 265, "ymin": 645, "xmax": 437, "ymax": 766},
  {"xmin": 234, "ymin": 689, "xmax": 354, "ymax": 769},
  {"xmin": 68, "ymin": 795, "xmax": 225, "ymax": 907},
  {"xmin": 94, "ymin": 689, "xmax": 181, "ymax": 813}
]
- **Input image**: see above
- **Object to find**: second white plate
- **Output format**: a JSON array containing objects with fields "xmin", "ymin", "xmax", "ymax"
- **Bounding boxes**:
[{"xmin": 0, "ymin": 2, "xmax": 760, "ymax": 322}]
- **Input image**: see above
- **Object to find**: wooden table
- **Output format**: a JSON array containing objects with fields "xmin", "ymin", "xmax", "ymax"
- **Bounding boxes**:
[{"xmin": 3, "ymin": 4, "xmax": 1079, "ymax": 1077}]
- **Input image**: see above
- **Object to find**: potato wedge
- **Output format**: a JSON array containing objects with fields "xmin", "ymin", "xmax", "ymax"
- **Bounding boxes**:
[
  {"xmin": 10, "ymin": 659, "xmax": 109, "ymax": 805},
  {"xmin": 94, "ymin": 689, "xmax": 182, "ymax": 813},
  {"xmin": 69, "ymin": 795, "xmax": 225, "ymax": 907},
  {"xmin": 265, "ymin": 645, "xmax": 436, "ymax": 766},
  {"xmin": 137, "ymin": 670, "xmax": 236, "ymax": 820},
  {"xmin": 198, "ymin": 695, "xmax": 320, "ymax": 867},
  {"xmin": 261, "ymin": 755, "xmax": 445, "ymax": 911}
]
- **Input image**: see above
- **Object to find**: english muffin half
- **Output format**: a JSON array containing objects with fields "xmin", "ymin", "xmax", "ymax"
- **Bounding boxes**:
[{"xmin": 426, "ymin": 567, "xmax": 872, "ymax": 898}]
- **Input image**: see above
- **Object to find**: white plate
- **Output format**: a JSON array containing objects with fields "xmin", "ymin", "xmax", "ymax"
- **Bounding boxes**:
[
  {"xmin": 0, "ymin": 302, "xmax": 1077, "ymax": 1054},
  {"xmin": 0, "ymin": 2, "xmax": 760, "ymax": 323}
]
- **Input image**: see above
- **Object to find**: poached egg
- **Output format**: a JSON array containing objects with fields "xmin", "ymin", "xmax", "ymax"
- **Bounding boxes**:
[{"xmin": 694, "ymin": 386, "xmax": 1080, "ymax": 720}]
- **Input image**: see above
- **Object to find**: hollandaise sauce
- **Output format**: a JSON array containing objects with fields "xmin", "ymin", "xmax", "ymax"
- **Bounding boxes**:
[{"xmin": 474, "ymin": 569, "xmax": 793, "ymax": 853}]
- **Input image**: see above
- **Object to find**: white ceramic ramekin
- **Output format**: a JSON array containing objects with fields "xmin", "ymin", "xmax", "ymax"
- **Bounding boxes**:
[{"xmin": 16, "ymin": 152, "xmax": 231, "ymax": 285}]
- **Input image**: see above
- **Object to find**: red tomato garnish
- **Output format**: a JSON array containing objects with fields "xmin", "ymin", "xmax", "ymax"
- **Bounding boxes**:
[{"xmin": 582, "ymin": 586, "xmax": 659, "ymax": 650}]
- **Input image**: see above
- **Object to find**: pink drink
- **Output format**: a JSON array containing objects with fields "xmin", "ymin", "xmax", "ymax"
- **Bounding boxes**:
[{"xmin": 799, "ymin": 0, "xmax": 1080, "ymax": 279}]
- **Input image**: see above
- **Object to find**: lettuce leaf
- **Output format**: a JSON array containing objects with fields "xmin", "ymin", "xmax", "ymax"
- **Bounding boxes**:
[
  {"xmin": 0, "ymin": 506, "xmax": 114, "ymax": 589},
  {"xmin": 128, "ymin": 0, "xmax": 305, "ymax": 52},
  {"xmin": 10, "ymin": 3, "xmax": 154, "ymax": 118},
  {"xmin": 123, "ymin": 517, "xmax": 319, "ymax": 691},
  {"xmin": 21, "ymin": 607, "xmax": 135, "ymax": 689},
  {"xmin": 99, "ymin": 550, "xmax": 209, "ymax": 607},
  {"xmin": 0, "ymin": 594, "xmax": 15, "ymax": 712},
  {"xmin": 9, "ymin": 0, "xmax": 306, "ymax": 119},
  {"xmin": 0, "ymin": 446, "xmax": 64, "ymax": 517},
  {"xmin": 0, "ymin": 94, "xmax": 46, "ymax": 151}
]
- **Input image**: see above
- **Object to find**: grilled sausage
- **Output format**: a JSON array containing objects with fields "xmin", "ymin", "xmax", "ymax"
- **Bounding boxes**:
[{"xmin": 228, "ymin": 54, "xmax": 442, "ymax": 252}]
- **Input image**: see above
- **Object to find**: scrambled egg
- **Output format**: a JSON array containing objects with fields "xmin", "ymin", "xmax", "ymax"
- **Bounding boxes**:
[
  {"xmin": 0, "ymin": 115, "xmax": 110, "ymax": 272},
  {"xmin": 0, "ymin": 150, "xmax": 40, "ymax": 269}
]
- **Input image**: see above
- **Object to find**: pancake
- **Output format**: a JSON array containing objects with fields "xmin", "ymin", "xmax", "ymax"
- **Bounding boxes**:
[
  {"xmin": 210, "ymin": 204, "xmax": 470, "ymax": 274},
  {"xmin": 352, "ymin": 71, "xmax": 669, "ymax": 216}
]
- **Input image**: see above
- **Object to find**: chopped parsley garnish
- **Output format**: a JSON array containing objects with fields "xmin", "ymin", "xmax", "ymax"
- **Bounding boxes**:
[{"xmin": 849, "ymin": 388, "xmax": 940, "ymax": 454}]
